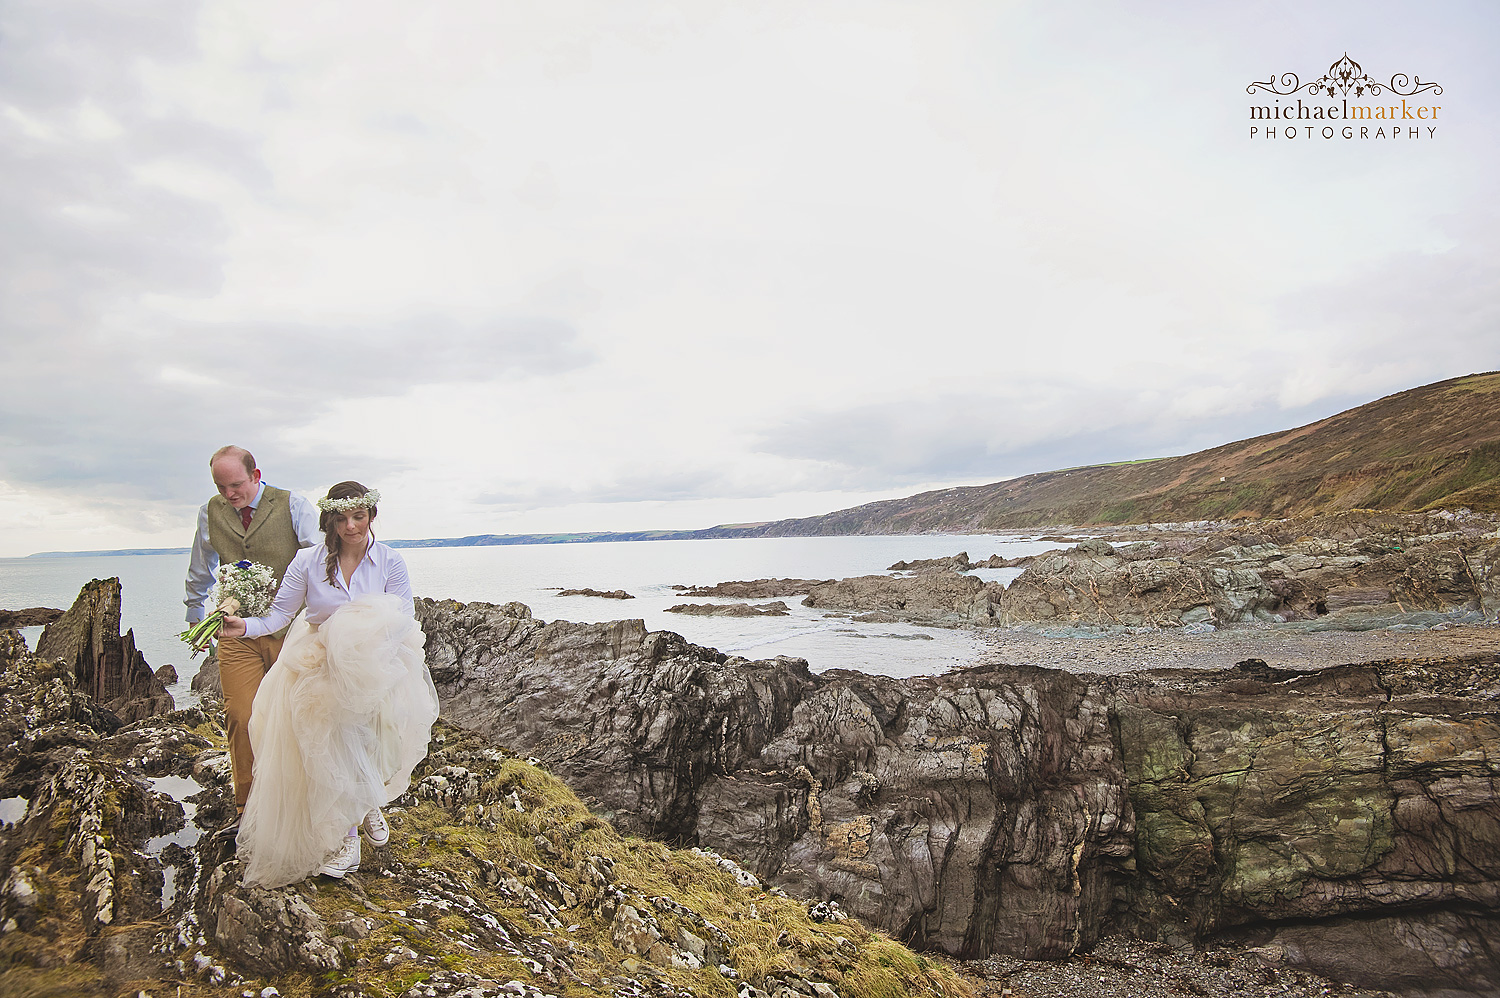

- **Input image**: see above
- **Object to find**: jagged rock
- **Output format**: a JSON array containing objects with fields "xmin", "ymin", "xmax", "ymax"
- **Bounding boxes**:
[
  {"xmin": 416, "ymin": 599, "xmax": 810, "ymax": 839},
  {"xmin": 889, "ymin": 552, "xmax": 974, "ymax": 572},
  {"xmin": 0, "ymin": 630, "xmax": 189, "ymax": 983},
  {"xmin": 679, "ymin": 579, "xmax": 833, "ymax": 598},
  {"xmin": 33, "ymin": 577, "xmax": 173, "ymax": 722},
  {"xmin": 419, "ymin": 595, "xmax": 1500, "ymax": 992},
  {"xmin": 803, "ymin": 572, "xmax": 997, "ymax": 625},
  {"xmin": 213, "ymin": 885, "xmax": 344, "ymax": 974},
  {"xmin": 0, "ymin": 607, "xmax": 63, "ymax": 628},
  {"xmin": 666, "ymin": 601, "xmax": 790, "ymax": 617},
  {"xmin": 0, "ymin": 586, "xmax": 969, "ymax": 998},
  {"xmin": 998, "ymin": 553, "xmax": 1225, "ymax": 628},
  {"xmin": 557, "ymin": 588, "xmax": 634, "ymax": 599},
  {"xmin": 421, "ymin": 599, "xmax": 1133, "ymax": 959},
  {"xmin": 1231, "ymin": 910, "xmax": 1500, "ymax": 995},
  {"xmin": 190, "ymin": 647, "xmax": 222, "ymax": 699}
]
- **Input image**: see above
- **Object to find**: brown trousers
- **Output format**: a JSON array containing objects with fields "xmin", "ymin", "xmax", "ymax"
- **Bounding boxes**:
[{"xmin": 218, "ymin": 633, "xmax": 284, "ymax": 810}]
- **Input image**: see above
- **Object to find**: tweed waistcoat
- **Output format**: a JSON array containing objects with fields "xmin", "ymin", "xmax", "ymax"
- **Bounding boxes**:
[{"xmin": 207, "ymin": 485, "xmax": 302, "ymax": 636}]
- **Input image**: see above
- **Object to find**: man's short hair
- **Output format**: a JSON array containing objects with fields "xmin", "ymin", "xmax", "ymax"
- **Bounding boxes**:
[{"xmin": 210, "ymin": 445, "xmax": 256, "ymax": 476}]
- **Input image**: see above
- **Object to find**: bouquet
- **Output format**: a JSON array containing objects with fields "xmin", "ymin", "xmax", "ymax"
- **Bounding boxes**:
[{"xmin": 178, "ymin": 559, "xmax": 279, "ymax": 658}]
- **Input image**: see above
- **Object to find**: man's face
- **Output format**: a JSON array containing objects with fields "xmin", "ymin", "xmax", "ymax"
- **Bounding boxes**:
[{"xmin": 212, "ymin": 458, "xmax": 261, "ymax": 509}]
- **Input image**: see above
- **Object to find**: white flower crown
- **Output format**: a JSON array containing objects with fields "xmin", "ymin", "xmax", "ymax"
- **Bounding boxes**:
[{"xmin": 317, "ymin": 489, "xmax": 381, "ymax": 514}]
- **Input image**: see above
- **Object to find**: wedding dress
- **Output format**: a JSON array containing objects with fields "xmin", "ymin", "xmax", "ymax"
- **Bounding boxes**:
[{"xmin": 237, "ymin": 592, "xmax": 438, "ymax": 888}]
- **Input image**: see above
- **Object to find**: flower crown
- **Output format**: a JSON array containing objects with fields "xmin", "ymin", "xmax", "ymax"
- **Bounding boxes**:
[{"xmin": 317, "ymin": 489, "xmax": 380, "ymax": 514}]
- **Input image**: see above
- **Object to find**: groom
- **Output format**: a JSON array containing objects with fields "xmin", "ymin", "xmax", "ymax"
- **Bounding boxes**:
[{"xmin": 184, "ymin": 445, "xmax": 319, "ymax": 833}]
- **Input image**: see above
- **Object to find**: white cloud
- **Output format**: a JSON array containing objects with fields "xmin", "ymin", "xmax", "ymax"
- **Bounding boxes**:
[{"xmin": 1, "ymin": 0, "xmax": 1497, "ymax": 555}]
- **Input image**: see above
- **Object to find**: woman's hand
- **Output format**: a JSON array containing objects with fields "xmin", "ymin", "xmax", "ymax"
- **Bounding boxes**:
[{"xmin": 219, "ymin": 615, "xmax": 248, "ymax": 639}]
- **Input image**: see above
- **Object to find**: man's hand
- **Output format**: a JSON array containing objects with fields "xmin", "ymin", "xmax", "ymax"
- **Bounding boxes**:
[{"xmin": 220, "ymin": 616, "xmax": 248, "ymax": 638}]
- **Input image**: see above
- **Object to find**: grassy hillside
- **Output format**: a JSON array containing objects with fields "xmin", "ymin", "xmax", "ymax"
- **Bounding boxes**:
[{"xmin": 746, "ymin": 372, "xmax": 1500, "ymax": 534}]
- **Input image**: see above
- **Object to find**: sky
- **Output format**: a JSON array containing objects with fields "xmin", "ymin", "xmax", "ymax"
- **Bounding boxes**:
[{"xmin": 1, "ymin": 0, "xmax": 1497, "ymax": 556}]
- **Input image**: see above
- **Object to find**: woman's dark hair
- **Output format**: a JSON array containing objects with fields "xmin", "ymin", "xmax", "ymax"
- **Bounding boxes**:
[{"xmin": 320, "ymin": 481, "xmax": 378, "ymax": 585}]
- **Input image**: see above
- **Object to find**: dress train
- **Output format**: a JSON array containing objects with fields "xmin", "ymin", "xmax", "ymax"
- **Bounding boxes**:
[{"xmin": 237, "ymin": 593, "xmax": 438, "ymax": 888}]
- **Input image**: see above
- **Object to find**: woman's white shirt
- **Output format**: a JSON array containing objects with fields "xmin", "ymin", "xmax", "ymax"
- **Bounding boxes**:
[{"xmin": 242, "ymin": 542, "xmax": 413, "ymax": 638}]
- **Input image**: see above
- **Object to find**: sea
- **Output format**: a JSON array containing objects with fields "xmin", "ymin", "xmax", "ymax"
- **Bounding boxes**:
[{"xmin": 0, "ymin": 533, "xmax": 1063, "ymax": 707}]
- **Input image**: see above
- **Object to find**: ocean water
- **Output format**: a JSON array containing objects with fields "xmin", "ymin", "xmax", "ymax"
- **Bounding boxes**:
[{"xmin": 0, "ymin": 533, "xmax": 1062, "ymax": 704}]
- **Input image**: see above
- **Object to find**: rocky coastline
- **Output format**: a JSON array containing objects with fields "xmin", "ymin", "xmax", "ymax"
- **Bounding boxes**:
[
  {"xmin": 803, "ymin": 510, "xmax": 1500, "ymax": 633},
  {"xmin": 418, "ymin": 593, "xmax": 1500, "ymax": 995},
  {"xmin": 0, "ymin": 584, "xmax": 968, "ymax": 998}
]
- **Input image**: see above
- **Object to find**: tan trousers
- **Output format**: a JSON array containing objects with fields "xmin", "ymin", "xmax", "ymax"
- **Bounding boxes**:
[{"xmin": 218, "ymin": 634, "xmax": 284, "ymax": 810}]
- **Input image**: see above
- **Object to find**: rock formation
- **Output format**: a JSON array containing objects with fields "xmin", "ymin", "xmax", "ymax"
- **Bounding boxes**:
[
  {"xmin": 32, "ymin": 577, "xmax": 173, "ymax": 723},
  {"xmin": 557, "ymin": 588, "xmax": 635, "ymax": 599},
  {"xmin": 802, "ymin": 572, "xmax": 997, "ymax": 626},
  {"xmin": 420, "ymin": 596, "xmax": 1500, "ymax": 995},
  {"xmin": 422, "ymin": 597, "xmax": 1130, "ymax": 960},
  {"xmin": 678, "ymin": 579, "xmax": 833, "ymax": 598},
  {"xmin": 802, "ymin": 512, "xmax": 1500, "ymax": 632},
  {"xmin": 666, "ymin": 601, "xmax": 791, "ymax": 616},
  {"xmin": 0, "ymin": 607, "xmax": 63, "ymax": 628},
  {"xmin": 0, "ymin": 610, "xmax": 967, "ymax": 998},
  {"xmin": 887, "ymin": 552, "xmax": 1018, "ymax": 572},
  {"xmin": 1113, "ymin": 655, "xmax": 1500, "ymax": 994}
]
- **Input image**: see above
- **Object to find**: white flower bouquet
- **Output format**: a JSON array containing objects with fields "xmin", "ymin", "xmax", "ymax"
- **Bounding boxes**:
[{"xmin": 178, "ymin": 559, "xmax": 279, "ymax": 658}]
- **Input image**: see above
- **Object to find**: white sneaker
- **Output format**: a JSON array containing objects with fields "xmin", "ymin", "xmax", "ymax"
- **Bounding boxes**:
[
  {"xmin": 360, "ymin": 808, "xmax": 390, "ymax": 847},
  {"xmin": 319, "ymin": 833, "xmax": 360, "ymax": 878}
]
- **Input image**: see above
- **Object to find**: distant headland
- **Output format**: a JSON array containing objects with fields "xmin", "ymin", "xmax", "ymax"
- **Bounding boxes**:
[{"xmin": 25, "ymin": 371, "xmax": 1500, "ymax": 557}]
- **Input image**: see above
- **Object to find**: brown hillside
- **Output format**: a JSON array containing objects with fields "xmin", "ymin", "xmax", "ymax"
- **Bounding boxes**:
[{"xmin": 745, "ymin": 372, "xmax": 1500, "ymax": 534}]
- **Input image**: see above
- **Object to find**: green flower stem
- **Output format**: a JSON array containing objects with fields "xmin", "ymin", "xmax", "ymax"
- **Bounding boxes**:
[{"xmin": 177, "ymin": 610, "xmax": 227, "ymax": 659}]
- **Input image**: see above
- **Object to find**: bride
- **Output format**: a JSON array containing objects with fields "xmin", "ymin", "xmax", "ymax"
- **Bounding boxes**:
[{"xmin": 221, "ymin": 481, "xmax": 439, "ymax": 886}]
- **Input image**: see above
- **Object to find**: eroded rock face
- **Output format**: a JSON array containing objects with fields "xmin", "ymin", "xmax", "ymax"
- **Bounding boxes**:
[
  {"xmin": 33, "ymin": 577, "xmax": 174, "ymax": 723},
  {"xmin": 419, "ymin": 597, "xmax": 1500, "ymax": 994},
  {"xmin": 419, "ymin": 599, "xmax": 1135, "ymax": 960},
  {"xmin": 721, "ymin": 666, "xmax": 1134, "ymax": 960},
  {"xmin": 1113, "ymin": 655, "xmax": 1500, "ymax": 992},
  {"xmin": 418, "ymin": 599, "xmax": 811, "ymax": 840}
]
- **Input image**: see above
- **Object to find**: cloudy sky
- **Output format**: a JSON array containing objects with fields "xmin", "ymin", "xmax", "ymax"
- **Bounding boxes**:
[{"xmin": 1, "ymin": 0, "xmax": 1496, "ymax": 556}]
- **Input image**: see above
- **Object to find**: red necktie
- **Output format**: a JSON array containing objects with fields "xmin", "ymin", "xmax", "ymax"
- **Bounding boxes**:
[{"xmin": 240, "ymin": 506, "xmax": 254, "ymax": 530}]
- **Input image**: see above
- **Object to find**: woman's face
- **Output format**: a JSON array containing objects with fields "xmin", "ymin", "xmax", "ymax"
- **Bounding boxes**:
[{"xmin": 334, "ymin": 508, "xmax": 372, "ymax": 548}]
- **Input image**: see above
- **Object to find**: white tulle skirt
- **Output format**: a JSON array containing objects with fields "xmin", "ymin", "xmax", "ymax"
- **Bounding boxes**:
[{"xmin": 237, "ymin": 593, "xmax": 439, "ymax": 888}]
